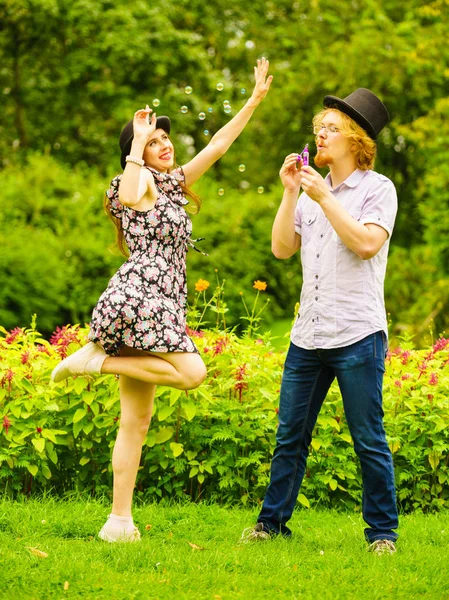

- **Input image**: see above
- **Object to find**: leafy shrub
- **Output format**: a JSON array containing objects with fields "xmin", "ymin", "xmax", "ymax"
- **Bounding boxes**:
[
  {"xmin": 1, "ymin": 311, "xmax": 448, "ymax": 512},
  {"xmin": 0, "ymin": 155, "xmax": 298, "ymax": 336}
]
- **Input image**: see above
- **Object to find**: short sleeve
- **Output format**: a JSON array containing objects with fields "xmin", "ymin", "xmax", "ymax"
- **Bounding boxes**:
[
  {"xmin": 359, "ymin": 177, "xmax": 398, "ymax": 238},
  {"xmin": 171, "ymin": 166, "xmax": 186, "ymax": 186},
  {"xmin": 294, "ymin": 192, "xmax": 306, "ymax": 235},
  {"xmin": 105, "ymin": 175, "xmax": 124, "ymax": 219}
]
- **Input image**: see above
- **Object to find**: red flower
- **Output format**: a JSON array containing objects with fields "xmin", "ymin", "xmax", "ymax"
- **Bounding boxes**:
[
  {"xmin": 212, "ymin": 337, "xmax": 228, "ymax": 357},
  {"xmin": 429, "ymin": 372, "xmax": 438, "ymax": 386},
  {"xmin": 234, "ymin": 364, "xmax": 248, "ymax": 401},
  {"xmin": 21, "ymin": 351, "xmax": 31, "ymax": 365},
  {"xmin": 37, "ymin": 344, "xmax": 51, "ymax": 356},
  {"xmin": 2, "ymin": 415, "xmax": 11, "ymax": 435},
  {"xmin": 234, "ymin": 381, "xmax": 249, "ymax": 401},
  {"xmin": 36, "ymin": 427, "xmax": 42, "ymax": 433},
  {"xmin": 433, "ymin": 337, "xmax": 449, "ymax": 353},
  {"xmin": 400, "ymin": 350, "xmax": 411, "ymax": 365},
  {"xmin": 5, "ymin": 327, "xmax": 22, "ymax": 344},
  {"xmin": 417, "ymin": 361, "xmax": 428, "ymax": 379},
  {"xmin": 186, "ymin": 326, "xmax": 204, "ymax": 338},
  {"xmin": 1, "ymin": 369, "xmax": 15, "ymax": 389},
  {"xmin": 235, "ymin": 364, "xmax": 247, "ymax": 381},
  {"xmin": 50, "ymin": 326, "xmax": 81, "ymax": 359}
]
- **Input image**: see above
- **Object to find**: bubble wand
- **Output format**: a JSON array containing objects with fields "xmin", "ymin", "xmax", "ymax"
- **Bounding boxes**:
[{"xmin": 296, "ymin": 143, "xmax": 309, "ymax": 167}]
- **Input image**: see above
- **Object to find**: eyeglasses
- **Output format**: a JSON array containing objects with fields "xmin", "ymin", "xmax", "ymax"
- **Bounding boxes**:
[{"xmin": 313, "ymin": 124, "xmax": 340, "ymax": 134}]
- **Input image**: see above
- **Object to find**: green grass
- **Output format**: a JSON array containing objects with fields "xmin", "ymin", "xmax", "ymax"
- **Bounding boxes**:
[{"xmin": 0, "ymin": 498, "xmax": 448, "ymax": 600}]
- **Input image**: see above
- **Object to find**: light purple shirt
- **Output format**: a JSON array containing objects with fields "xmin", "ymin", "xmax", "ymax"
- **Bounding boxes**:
[{"xmin": 291, "ymin": 169, "xmax": 398, "ymax": 350}]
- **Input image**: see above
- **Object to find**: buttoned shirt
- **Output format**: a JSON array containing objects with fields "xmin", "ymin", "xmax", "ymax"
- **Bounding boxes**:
[{"xmin": 291, "ymin": 169, "xmax": 398, "ymax": 350}]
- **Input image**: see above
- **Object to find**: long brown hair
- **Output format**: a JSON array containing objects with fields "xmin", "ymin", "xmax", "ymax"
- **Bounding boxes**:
[{"xmin": 105, "ymin": 158, "xmax": 201, "ymax": 258}]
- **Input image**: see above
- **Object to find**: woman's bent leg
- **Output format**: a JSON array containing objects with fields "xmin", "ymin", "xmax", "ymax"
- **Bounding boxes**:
[{"xmin": 101, "ymin": 348, "xmax": 207, "ymax": 390}]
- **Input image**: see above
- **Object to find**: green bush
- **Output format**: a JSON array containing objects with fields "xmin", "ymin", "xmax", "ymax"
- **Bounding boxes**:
[
  {"xmin": 1, "ymin": 313, "xmax": 448, "ymax": 512},
  {"xmin": 1, "ymin": 153, "xmax": 448, "ymax": 345},
  {"xmin": 0, "ymin": 155, "xmax": 299, "ymax": 335}
]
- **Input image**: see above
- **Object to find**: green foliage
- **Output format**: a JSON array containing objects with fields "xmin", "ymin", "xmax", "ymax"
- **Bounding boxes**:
[
  {"xmin": 0, "ymin": 155, "xmax": 299, "ymax": 334},
  {"xmin": 0, "ymin": 154, "xmax": 123, "ymax": 332},
  {"xmin": 1, "ymin": 0, "xmax": 449, "ymax": 342},
  {"xmin": 1, "ymin": 319, "xmax": 448, "ymax": 512}
]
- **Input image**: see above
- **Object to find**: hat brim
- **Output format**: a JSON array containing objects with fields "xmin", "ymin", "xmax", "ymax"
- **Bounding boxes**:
[
  {"xmin": 323, "ymin": 96, "xmax": 377, "ymax": 140},
  {"xmin": 120, "ymin": 116, "xmax": 171, "ymax": 169}
]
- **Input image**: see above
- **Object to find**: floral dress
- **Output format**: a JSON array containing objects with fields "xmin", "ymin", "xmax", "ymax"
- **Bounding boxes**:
[{"xmin": 88, "ymin": 167, "xmax": 198, "ymax": 356}]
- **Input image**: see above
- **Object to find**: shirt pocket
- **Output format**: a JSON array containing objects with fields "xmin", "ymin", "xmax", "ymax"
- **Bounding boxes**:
[{"xmin": 300, "ymin": 213, "xmax": 318, "ymax": 246}]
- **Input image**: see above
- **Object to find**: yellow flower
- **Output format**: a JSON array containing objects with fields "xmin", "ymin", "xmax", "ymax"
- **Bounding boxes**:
[
  {"xmin": 195, "ymin": 279, "xmax": 210, "ymax": 292},
  {"xmin": 253, "ymin": 280, "xmax": 267, "ymax": 291}
]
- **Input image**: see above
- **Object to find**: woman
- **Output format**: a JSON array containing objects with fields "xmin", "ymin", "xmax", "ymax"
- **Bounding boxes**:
[{"xmin": 51, "ymin": 58, "xmax": 272, "ymax": 542}]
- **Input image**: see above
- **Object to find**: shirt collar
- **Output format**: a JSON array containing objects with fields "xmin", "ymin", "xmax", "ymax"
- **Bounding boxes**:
[{"xmin": 325, "ymin": 169, "xmax": 368, "ymax": 192}]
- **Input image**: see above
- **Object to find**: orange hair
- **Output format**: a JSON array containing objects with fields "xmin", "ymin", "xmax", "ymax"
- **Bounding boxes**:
[{"xmin": 313, "ymin": 108, "xmax": 377, "ymax": 170}]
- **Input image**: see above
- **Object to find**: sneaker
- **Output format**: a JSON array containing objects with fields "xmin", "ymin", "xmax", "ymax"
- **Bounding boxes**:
[
  {"xmin": 98, "ymin": 524, "xmax": 141, "ymax": 543},
  {"xmin": 51, "ymin": 342, "xmax": 107, "ymax": 383},
  {"xmin": 239, "ymin": 523, "xmax": 271, "ymax": 544},
  {"xmin": 367, "ymin": 539, "xmax": 396, "ymax": 555}
]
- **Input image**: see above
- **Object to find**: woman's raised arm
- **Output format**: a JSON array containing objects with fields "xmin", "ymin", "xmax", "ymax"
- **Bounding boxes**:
[{"xmin": 182, "ymin": 58, "xmax": 273, "ymax": 187}]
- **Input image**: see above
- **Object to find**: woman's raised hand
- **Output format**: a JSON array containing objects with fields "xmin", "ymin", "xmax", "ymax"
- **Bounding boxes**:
[
  {"xmin": 250, "ymin": 57, "xmax": 273, "ymax": 104},
  {"xmin": 133, "ymin": 105, "xmax": 156, "ymax": 143}
]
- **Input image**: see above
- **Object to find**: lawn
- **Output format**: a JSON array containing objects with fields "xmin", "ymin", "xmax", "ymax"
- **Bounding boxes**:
[{"xmin": 0, "ymin": 498, "xmax": 448, "ymax": 600}]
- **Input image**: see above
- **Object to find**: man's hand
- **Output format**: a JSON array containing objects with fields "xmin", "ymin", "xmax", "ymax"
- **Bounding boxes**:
[
  {"xmin": 300, "ymin": 165, "xmax": 331, "ymax": 204},
  {"xmin": 280, "ymin": 153, "xmax": 303, "ymax": 192}
]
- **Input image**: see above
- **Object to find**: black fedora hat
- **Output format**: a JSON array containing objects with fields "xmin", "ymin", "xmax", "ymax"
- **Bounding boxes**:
[
  {"xmin": 323, "ymin": 88, "xmax": 389, "ymax": 140},
  {"xmin": 119, "ymin": 116, "xmax": 171, "ymax": 169}
]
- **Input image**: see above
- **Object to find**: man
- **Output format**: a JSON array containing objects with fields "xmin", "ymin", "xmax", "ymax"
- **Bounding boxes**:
[{"xmin": 243, "ymin": 89, "xmax": 398, "ymax": 554}]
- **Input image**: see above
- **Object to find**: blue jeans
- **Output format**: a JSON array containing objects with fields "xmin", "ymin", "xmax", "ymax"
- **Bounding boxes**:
[{"xmin": 258, "ymin": 332, "xmax": 398, "ymax": 543}]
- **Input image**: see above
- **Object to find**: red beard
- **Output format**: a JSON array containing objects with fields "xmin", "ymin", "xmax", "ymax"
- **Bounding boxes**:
[{"xmin": 314, "ymin": 149, "xmax": 332, "ymax": 168}]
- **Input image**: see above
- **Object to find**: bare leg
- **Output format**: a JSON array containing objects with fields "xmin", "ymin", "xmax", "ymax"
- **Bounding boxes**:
[
  {"xmin": 111, "ymin": 373, "xmax": 156, "ymax": 516},
  {"xmin": 101, "ymin": 347, "xmax": 207, "ymax": 390}
]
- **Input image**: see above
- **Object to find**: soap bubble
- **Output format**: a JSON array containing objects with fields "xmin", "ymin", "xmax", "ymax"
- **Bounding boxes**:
[
  {"xmin": 185, "ymin": 86, "xmax": 193, "ymax": 95},
  {"xmin": 238, "ymin": 164, "xmax": 246, "ymax": 172},
  {"xmin": 152, "ymin": 98, "xmax": 160, "ymax": 107},
  {"xmin": 198, "ymin": 112, "xmax": 206, "ymax": 120},
  {"xmin": 223, "ymin": 100, "xmax": 230, "ymax": 106},
  {"xmin": 180, "ymin": 106, "xmax": 188, "ymax": 114},
  {"xmin": 203, "ymin": 130, "xmax": 210, "ymax": 136},
  {"xmin": 207, "ymin": 107, "xmax": 213, "ymax": 113},
  {"xmin": 224, "ymin": 105, "xmax": 232, "ymax": 114},
  {"xmin": 241, "ymin": 88, "xmax": 246, "ymax": 94},
  {"xmin": 257, "ymin": 186, "xmax": 264, "ymax": 194},
  {"xmin": 218, "ymin": 188, "xmax": 225, "ymax": 196},
  {"xmin": 216, "ymin": 82, "xmax": 224, "ymax": 91}
]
